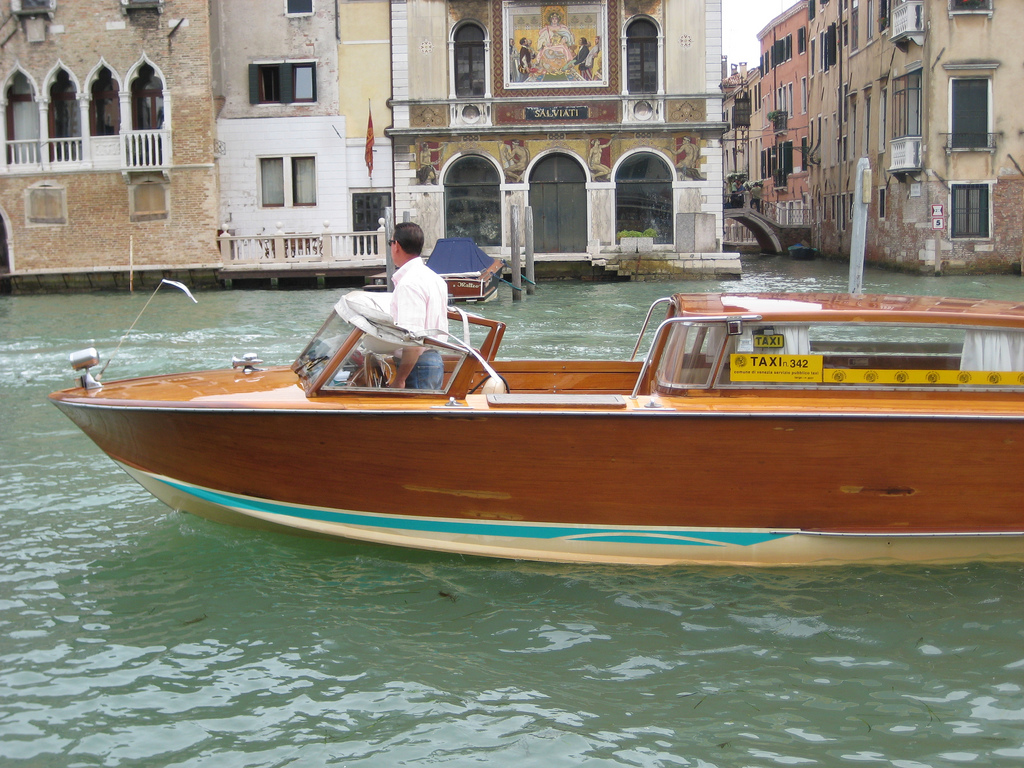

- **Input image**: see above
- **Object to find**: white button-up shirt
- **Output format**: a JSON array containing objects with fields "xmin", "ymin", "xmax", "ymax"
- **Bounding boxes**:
[{"xmin": 390, "ymin": 257, "xmax": 450, "ymax": 336}]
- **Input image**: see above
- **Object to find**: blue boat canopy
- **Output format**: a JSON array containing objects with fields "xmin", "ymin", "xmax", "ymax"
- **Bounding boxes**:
[{"xmin": 426, "ymin": 238, "xmax": 497, "ymax": 276}]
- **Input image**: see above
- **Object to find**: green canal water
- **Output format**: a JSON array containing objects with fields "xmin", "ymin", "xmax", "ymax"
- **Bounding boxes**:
[{"xmin": 3, "ymin": 258, "xmax": 1024, "ymax": 767}]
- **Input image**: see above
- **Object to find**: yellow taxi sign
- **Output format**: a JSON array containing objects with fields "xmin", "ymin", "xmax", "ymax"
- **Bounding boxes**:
[
  {"xmin": 730, "ymin": 354, "xmax": 824, "ymax": 383},
  {"xmin": 753, "ymin": 334, "xmax": 785, "ymax": 349}
]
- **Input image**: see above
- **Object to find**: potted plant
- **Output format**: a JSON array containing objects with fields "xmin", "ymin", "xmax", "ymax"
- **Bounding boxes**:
[{"xmin": 617, "ymin": 228, "xmax": 657, "ymax": 253}]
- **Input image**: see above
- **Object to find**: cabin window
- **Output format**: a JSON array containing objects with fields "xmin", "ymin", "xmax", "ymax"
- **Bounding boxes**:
[
  {"xmin": 654, "ymin": 322, "xmax": 728, "ymax": 390},
  {"xmin": 713, "ymin": 323, "xmax": 1024, "ymax": 390}
]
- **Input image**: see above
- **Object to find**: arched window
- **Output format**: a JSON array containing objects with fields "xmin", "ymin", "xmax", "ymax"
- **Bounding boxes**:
[
  {"xmin": 6, "ymin": 73, "xmax": 39, "ymax": 165},
  {"xmin": 454, "ymin": 23, "xmax": 486, "ymax": 98},
  {"xmin": 90, "ymin": 67, "xmax": 120, "ymax": 136},
  {"xmin": 131, "ymin": 64, "xmax": 163, "ymax": 130},
  {"xmin": 444, "ymin": 156, "xmax": 500, "ymax": 245},
  {"xmin": 626, "ymin": 19, "xmax": 658, "ymax": 94},
  {"xmin": 615, "ymin": 153, "xmax": 673, "ymax": 244},
  {"xmin": 49, "ymin": 70, "xmax": 81, "ymax": 162}
]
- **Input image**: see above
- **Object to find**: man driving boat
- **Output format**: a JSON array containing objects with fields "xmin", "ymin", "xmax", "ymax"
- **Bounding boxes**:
[{"xmin": 388, "ymin": 222, "xmax": 450, "ymax": 389}]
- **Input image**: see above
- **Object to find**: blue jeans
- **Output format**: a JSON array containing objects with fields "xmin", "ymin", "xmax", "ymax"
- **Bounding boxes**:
[{"xmin": 405, "ymin": 349, "xmax": 444, "ymax": 390}]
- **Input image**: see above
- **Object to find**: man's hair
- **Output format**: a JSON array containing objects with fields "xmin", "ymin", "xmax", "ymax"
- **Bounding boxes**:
[{"xmin": 393, "ymin": 221, "xmax": 424, "ymax": 256}]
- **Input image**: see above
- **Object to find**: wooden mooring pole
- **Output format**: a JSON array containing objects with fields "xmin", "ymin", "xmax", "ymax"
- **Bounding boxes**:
[
  {"xmin": 524, "ymin": 205, "xmax": 535, "ymax": 296},
  {"xmin": 511, "ymin": 205, "xmax": 522, "ymax": 301}
]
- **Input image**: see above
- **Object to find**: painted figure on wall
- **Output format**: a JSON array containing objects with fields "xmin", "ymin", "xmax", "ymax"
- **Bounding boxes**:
[
  {"xmin": 504, "ymin": 3, "xmax": 606, "ymax": 87},
  {"xmin": 536, "ymin": 8, "xmax": 576, "ymax": 75},
  {"xmin": 583, "ymin": 35, "xmax": 601, "ymax": 80},
  {"xmin": 675, "ymin": 135, "xmax": 704, "ymax": 181},
  {"xmin": 417, "ymin": 141, "xmax": 443, "ymax": 185},
  {"xmin": 518, "ymin": 38, "xmax": 535, "ymax": 79},
  {"xmin": 501, "ymin": 139, "xmax": 530, "ymax": 182},
  {"xmin": 588, "ymin": 137, "xmax": 612, "ymax": 181}
]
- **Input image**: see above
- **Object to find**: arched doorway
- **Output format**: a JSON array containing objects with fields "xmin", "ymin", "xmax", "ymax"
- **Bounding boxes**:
[
  {"xmin": 529, "ymin": 153, "xmax": 586, "ymax": 252},
  {"xmin": 444, "ymin": 155, "xmax": 501, "ymax": 245},
  {"xmin": 615, "ymin": 152, "xmax": 673, "ymax": 244}
]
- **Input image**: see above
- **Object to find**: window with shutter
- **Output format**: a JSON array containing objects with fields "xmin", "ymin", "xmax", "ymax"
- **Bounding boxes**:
[{"xmin": 950, "ymin": 79, "xmax": 989, "ymax": 150}]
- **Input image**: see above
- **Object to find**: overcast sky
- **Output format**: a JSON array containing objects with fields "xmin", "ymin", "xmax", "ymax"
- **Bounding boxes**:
[{"xmin": 722, "ymin": 0, "xmax": 798, "ymax": 67}]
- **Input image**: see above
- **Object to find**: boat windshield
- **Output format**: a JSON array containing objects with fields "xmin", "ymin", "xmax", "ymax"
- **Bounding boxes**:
[{"xmin": 292, "ymin": 292, "xmax": 483, "ymax": 396}]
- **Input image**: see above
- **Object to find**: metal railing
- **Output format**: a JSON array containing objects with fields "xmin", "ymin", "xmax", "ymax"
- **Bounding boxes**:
[
  {"xmin": 219, "ymin": 229, "xmax": 386, "ymax": 267},
  {"xmin": 943, "ymin": 132, "xmax": 997, "ymax": 152},
  {"xmin": 950, "ymin": 0, "xmax": 991, "ymax": 11}
]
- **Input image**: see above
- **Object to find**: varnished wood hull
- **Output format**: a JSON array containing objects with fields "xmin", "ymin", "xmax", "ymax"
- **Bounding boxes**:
[{"xmin": 50, "ymin": 389, "xmax": 1024, "ymax": 565}]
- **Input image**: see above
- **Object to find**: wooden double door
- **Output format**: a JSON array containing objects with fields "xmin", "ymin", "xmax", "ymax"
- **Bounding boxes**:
[{"xmin": 529, "ymin": 154, "xmax": 587, "ymax": 253}]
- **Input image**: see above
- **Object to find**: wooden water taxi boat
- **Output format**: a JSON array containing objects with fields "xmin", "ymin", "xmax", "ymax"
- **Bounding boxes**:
[{"xmin": 50, "ymin": 292, "xmax": 1024, "ymax": 566}]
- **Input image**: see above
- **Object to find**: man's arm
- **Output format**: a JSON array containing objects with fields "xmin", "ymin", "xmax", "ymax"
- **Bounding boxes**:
[{"xmin": 390, "ymin": 346, "xmax": 425, "ymax": 389}]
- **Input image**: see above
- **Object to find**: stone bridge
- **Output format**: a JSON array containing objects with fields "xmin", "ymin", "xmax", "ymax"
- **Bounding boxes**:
[{"xmin": 724, "ymin": 203, "xmax": 813, "ymax": 255}]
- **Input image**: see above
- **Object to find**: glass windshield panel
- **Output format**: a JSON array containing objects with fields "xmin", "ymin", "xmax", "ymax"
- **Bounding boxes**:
[
  {"xmin": 654, "ymin": 322, "xmax": 728, "ymax": 390},
  {"xmin": 292, "ymin": 311, "xmax": 355, "ymax": 387},
  {"xmin": 321, "ymin": 338, "xmax": 468, "ymax": 394}
]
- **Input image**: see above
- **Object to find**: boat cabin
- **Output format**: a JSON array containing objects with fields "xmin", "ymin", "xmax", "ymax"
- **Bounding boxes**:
[
  {"xmin": 652, "ymin": 294, "xmax": 1024, "ymax": 394},
  {"xmin": 292, "ymin": 291, "xmax": 1024, "ymax": 403}
]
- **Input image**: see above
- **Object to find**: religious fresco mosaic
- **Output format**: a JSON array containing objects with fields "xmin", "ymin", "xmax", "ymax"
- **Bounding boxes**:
[
  {"xmin": 411, "ymin": 133, "xmax": 707, "ymax": 185},
  {"xmin": 503, "ymin": 3, "xmax": 608, "ymax": 88}
]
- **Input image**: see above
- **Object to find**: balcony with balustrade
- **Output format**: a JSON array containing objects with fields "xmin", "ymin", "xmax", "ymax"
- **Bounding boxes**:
[
  {"xmin": 891, "ymin": 1, "xmax": 925, "ymax": 48},
  {"xmin": 889, "ymin": 136, "xmax": 923, "ymax": 173},
  {"xmin": 3, "ymin": 129, "xmax": 170, "ymax": 174}
]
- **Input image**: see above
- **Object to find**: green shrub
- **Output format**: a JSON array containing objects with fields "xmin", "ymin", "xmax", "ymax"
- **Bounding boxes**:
[{"xmin": 616, "ymin": 229, "xmax": 657, "ymax": 240}]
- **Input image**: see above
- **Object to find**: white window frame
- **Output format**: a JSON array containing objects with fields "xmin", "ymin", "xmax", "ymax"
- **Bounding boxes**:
[
  {"xmin": 259, "ymin": 154, "xmax": 318, "ymax": 209},
  {"xmin": 285, "ymin": 0, "xmax": 313, "ymax": 16}
]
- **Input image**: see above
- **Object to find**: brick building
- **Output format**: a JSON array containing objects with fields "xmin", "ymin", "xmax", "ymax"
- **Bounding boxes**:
[
  {"xmin": 808, "ymin": 0, "xmax": 1024, "ymax": 273},
  {"xmin": 0, "ymin": 0, "xmax": 221, "ymax": 290}
]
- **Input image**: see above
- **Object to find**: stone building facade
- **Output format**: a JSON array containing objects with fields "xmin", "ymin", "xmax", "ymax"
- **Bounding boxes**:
[
  {"xmin": 388, "ymin": 0, "xmax": 729, "ymax": 265},
  {"xmin": 808, "ymin": 0, "xmax": 1024, "ymax": 274},
  {"xmin": 757, "ymin": 1, "xmax": 810, "ymax": 218},
  {"xmin": 212, "ymin": 0, "xmax": 393, "ymax": 240},
  {"xmin": 0, "ymin": 0, "xmax": 220, "ymax": 288}
]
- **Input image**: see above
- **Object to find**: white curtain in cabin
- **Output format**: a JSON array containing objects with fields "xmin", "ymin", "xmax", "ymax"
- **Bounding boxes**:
[{"xmin": 961, "ymin": 330, "xmax": 1024, "ymax": 372}]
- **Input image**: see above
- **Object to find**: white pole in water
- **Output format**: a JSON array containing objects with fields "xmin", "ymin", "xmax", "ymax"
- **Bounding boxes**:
[
  {"xmin": 848, "ymin": 157, "xmax": 871, "ymax": 295},
  {"xmin": 129, "ymin": 235, "xmax": 134, "ymax": 293}
]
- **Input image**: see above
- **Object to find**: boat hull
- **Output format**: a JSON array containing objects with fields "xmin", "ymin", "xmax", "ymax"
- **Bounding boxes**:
[
  {"xmin": 119, "ymin": 461, "xmax": 1024, "ymax": 566},
  {"xmin": 53, "ymin": 398, "xmax": 1024, "ymax": 566}
]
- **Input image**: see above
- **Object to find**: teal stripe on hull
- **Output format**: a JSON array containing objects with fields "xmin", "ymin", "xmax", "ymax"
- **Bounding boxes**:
[{"xmin": 158, "ymin": 475, "xmax": 787, "ymax": 549}]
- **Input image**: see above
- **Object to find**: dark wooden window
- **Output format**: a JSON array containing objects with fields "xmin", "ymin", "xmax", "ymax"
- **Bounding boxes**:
[
  {"xmin": 248, "ymin": 63, "xmax": 317, "ymax": 104},
  {"xmin": 951, "ymin": 184, "xmax": 989, "ymax": 238},
  {"xmin": 131, "ymin": 64, "xmax": 163, "ymax": 130},
  {"xmin": 353, "ymin": 192, "xmax": 391, "ymax": 231},
  {"xmin": 951, "ymin": 79, "xmax": 989, "ymax": 149},
  {"xmin": 90, "ymin": 67, "xmax": 120, "ymax": 136},
  {"xmin": 626, "ymin": 19, "xmax": 658, "ymax": 94},
  {"xmin": 454, "ymin": 24, "xmax": 486, "ymax": 98},
  {"xmin": 892, "ymin": 71, "xmax": 921, "ymax": 138}
]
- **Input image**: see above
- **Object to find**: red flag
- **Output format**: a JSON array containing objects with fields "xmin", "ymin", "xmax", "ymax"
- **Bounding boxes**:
[{"xmin": 364, "ymin": 108, "xmax": 374, "ymax": 176}]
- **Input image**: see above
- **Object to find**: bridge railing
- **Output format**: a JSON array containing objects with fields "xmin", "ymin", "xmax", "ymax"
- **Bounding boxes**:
[{"xmin": 760, "ymin": 201, "xmax": 813, "ymax": 226}]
